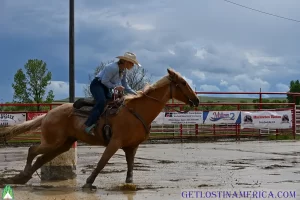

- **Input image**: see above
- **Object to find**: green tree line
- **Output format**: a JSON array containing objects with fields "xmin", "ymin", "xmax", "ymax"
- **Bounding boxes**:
[{"xmin": 173, "ymin": 98, "xmax": 290, "ymax": 112}]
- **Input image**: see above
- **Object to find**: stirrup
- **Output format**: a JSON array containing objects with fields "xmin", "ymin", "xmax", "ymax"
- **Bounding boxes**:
[{"xmin": 85, "ymin": 124, "xmax": 96, "ymax": 135}]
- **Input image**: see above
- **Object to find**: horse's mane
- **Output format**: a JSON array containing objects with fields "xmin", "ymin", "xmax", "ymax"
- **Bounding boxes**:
[
  {"xmin": 124, "ymin": 75, "xmax": 171, "ymax": 104},
  {"xmin": 124, "ymin": 68, "xmax": 184, "ymax": 104}
]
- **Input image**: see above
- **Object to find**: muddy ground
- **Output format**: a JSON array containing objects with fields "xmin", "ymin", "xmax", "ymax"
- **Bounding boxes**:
[{"xmin": 1, "ymin": 140, "xmax": 300, "ymax": 199}]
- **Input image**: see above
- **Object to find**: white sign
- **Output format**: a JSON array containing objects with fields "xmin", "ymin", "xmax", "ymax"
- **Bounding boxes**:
[
  {"xmin": 0, "ymin": 113, "xmax": 26, "ymax": 127},
  {"xmin": 241, "ymin": 110, "xmax": 292, "ymax": 129},
  {"xmin": 152, "ymin": 112, "xmax": 165, "ymax": 124},
  {"xmin": 203, "ymin": 111, "xmax": 241, "ymax": 124},
  {"xmin": 152, "ymin": 111, "xmax": 203, "ymax": 125}
]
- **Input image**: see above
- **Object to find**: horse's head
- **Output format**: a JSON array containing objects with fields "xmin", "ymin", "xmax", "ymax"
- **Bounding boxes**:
[{"xmin": 167, "ymin": 68, "xmax": 200, "ymax": 107}]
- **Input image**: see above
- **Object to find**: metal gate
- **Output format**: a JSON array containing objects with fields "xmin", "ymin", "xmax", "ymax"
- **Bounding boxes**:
[{"xmin": 296, "ymin": 106, "xmax": 300, "ymax": 135}]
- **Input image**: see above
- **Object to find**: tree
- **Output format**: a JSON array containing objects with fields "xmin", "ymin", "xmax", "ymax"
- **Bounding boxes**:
[
  {"xmin": 84, "ymin": 60, "xmax": 152, "ymax": 97},
  {"xmin": 12, "ymin": 59, "xmax": 55, "ymax": 110},
  {"xmin": 287, "ymin": 80, "xmax": 300, "ymax": 105}
]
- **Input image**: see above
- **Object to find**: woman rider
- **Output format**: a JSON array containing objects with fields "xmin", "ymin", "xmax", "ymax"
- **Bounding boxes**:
[{"xmin": 83, "ymin": 52, "xmax": 141, "ymax": 134}]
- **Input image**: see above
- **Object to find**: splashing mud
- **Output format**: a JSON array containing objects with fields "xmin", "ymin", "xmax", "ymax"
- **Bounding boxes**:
[{"xmin": 0, "ymin": 141, "xmax": 300, "ymax": 199}]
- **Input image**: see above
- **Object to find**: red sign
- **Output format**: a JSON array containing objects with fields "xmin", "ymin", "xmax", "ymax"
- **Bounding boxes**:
[{"xmin": 27, "ymin": 112, "xmax": 47, "ymax": 120}]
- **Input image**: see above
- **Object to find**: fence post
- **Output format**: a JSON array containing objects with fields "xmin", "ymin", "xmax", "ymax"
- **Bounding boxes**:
[
  {"xmin": 259, "ymin": 88, "xmax": 262, "ymax": 110},
  {"xmin": 180, "ymin": 106, "xmax": 183, "ymax": 137},
  {"xmin": 237, "ymin": 104, "xmax": 240, "ymax": 141},
  {"xmin": 180, "ymin": 124, "xmax": 183, "ymax": 137},
  {"xmin": 195, "ymin": 106, "xmax": 198, "ymax": 136},
  {"xmin": 293, "ymin": 104, "xmax": 296, "ymax": 139},
  {"xmin": 235, "ymin": 124, "xmax": 238, "ymax": 141}
]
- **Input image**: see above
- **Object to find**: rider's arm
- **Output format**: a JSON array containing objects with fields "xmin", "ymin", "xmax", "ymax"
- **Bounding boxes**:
[
  {"xmin": 121, "ymin": 70, "xmax": 137, "ymax": 95},
  {"xmin": 100, "ymin": 66, "xmax": 119, "ymax": 89}
]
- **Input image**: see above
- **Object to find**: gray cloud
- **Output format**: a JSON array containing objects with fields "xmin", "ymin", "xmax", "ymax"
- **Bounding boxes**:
[{"xmin": 1, "ymin": 0, "xmax": 300, "ymax": 101}]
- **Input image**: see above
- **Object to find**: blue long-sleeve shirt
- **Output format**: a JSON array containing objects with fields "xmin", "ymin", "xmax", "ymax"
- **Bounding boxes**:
[{"xmin": 95, "ymin": 62, "xmax": 137, "ymax": 95}]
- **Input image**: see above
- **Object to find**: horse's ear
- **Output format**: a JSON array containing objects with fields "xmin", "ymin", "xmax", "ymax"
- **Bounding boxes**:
[{"xmin": 167, "ymin": 68, "xmax": 175, "ymax": 76}]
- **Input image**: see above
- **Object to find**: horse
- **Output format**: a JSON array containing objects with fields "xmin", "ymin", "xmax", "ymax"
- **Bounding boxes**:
[{"xmin": 0, "ymin": 68, "xmax": 200, "ymax": 189}]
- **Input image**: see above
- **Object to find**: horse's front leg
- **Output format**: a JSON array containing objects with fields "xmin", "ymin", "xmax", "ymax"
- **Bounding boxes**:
[
  {"xmin": 123, "ymin": 146, "xmax": 139, "ymax": 183},
  {"xmin": 82, "ymin": 140, "xmax": 120, "ymax": 189}
]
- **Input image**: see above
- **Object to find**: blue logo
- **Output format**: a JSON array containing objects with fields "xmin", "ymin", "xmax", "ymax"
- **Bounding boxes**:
[{"xmin": 209, "ymin": 112, "xmax": 235, "ymax": 122}]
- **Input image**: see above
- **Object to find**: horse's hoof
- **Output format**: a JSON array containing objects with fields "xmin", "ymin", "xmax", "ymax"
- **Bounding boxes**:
[
  {"xmin": 0, "ymin": 177, "xmax": 14, "ymax": 184},
  {"xmin": 9, "ymin": 172, "xmax": 31, "ymax": 184},
  {"xmin": 0, "ymin": 178, "xmax": 6, "ymax": 186},
  {"xmin": 82, "ymin": 183, "xmax": 97, "ymax": 190},
  {"xmin": 125, "ymin": 177, "xmax": 133, "ymax": 183}
]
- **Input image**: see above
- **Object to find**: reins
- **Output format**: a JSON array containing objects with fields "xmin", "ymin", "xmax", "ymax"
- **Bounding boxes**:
[
  {"xmin": 141, "ymin": 76, "xmax": 194, "ymax": 113},
  {"xmin": 111, "ymin": 75, "xmax": 196, "ymax": 135}
]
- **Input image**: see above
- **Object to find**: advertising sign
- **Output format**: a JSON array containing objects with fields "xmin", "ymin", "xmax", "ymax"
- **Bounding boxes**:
[
  {"xmin": 241, "ymin": 110, "xmax": 292, "ymax": 129},
  {"xmin": 152, "ymin": 111, "xmax": 203, "ymax": 125},
  {"xmin": 27, "ymin": 112, "xmax": 47, "ymax": 120},
  {"xmin": 0, "ymin": 113, "xmax": 26, "ymax": 127},
  {"xmin": 203, "ymin": 111, "xmax": 241, "ymax": 124}
]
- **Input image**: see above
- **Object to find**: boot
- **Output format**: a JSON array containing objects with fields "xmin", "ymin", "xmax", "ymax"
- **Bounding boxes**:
[{"xmin": 84, "ymin": 124, "xmax": 96, "ymax": 135}]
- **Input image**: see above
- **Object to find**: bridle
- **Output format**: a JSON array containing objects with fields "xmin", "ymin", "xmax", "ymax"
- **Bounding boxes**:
[
  {"xmin": 111, "ymin": 75, "xmax": 198, "ymax": 135},
  {"xmin": 141, "ymin": 76, "xmax": 197, "ymax": 113}
]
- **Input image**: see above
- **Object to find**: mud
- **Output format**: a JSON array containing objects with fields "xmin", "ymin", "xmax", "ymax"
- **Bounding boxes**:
[{"xmin": 0, "ymin": 141, "xmax": 300, "ymax": 199}]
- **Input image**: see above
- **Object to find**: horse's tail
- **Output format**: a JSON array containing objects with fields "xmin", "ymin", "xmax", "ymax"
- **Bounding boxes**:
[{"xmin": 0, "ymin": 113, "xmax": 46, "ymax": 142}]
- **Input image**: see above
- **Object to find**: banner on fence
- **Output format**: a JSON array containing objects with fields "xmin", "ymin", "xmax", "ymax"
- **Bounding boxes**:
[
  {"xmin": 0, "ymin": 113, "xmax": 26, "ymax": 127},
  {"xmin": 241, "ymin": 110, "xmax": 292, "ymax": 129},
  {"xmin": 203, "ymin": 111, "xmax": 241, "ymax": 124},
  {"xmin": 27, "ymin": 112, "xmax": 47, "ymax": 120},
  {"xmin": 152, "ymin": 111, "xmax": 203, "ymax": 125}
]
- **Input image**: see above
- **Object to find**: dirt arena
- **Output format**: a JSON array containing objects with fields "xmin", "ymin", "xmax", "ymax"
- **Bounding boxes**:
[{"xmin": 1, "ymin": 140, "xmax": 300, "ymax": 199}]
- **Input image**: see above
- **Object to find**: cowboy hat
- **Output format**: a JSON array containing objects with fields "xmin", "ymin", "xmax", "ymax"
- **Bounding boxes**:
[{"xmin": 116, "ymin": 52, "xmax": 141, "ymax": 67}]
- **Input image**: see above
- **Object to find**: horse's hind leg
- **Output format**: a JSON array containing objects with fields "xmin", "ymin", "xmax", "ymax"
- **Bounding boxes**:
[
  {"xmin": 24, "ymin": 145, "xmax": 40, "ymax": 172},
  {"xmin": 83, "ymin": 140, "xmax": 120, "ymax": 189},
  {"xmin": 4, "ymin": 137, "xmax": 76, "ymax": 184},
  {"xmin": 123, "ymin": 146, "xmax": 138, "ymax": 183},
  {"xmin": 27, "ymin": 137, "xmax": 77, "ymax": 177},
  {"xmin": 23, "ymin": 144, "xmax": 54, "ymax": 173},
  {"xmin": 0, "ymin": 143, "xmax": 64, "ymax": 184}
]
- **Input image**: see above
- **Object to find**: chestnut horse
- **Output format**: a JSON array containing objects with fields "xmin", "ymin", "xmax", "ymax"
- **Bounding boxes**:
[{"xmin": 0, "ymin": 68, "xmax": 199, "ymax": 189}]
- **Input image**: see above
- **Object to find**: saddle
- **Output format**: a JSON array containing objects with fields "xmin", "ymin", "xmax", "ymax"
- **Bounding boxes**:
[
  {"xmin": 72, "ymin": 93, "xmax": 125, "ymax": 145},
  {"xmin": 72, "ymin": 93, "xmax": 124, "ymax": 118}
]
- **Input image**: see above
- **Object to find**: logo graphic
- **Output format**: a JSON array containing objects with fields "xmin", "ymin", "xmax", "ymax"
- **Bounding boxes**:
[
  {"xmin": 1, "ymin": 185, "xmax": 14, "ymax": 200},
  {"xmin": 281, "ymin": 114, "xmax": 289, "ymax": 123},
  {"xmin": 243, "ymin": 115, "xmax": 253, "ymax": 124},
  {"xmin": 164, "ymin": 112, "xmax": 173, "ymax": 117},
  {"xmin": 209, "ymin": 112, "xmax": 235, "ymax": 122}
]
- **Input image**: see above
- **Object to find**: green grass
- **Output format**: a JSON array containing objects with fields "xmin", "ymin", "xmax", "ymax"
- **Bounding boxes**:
[
  {"xmin": 7, "ymin": 139, "xmax": 40, "ymax": 143},
  {"xmin": 54, "ymin": 96, "xmax": 288, "ymax": 103},
  {"xmin": 267, "ymin": 134, "xmax": 300, "ymax": 140},
  {"xmin": 198, "ymin": 96, "xmax": 287, "ymax": 103}
]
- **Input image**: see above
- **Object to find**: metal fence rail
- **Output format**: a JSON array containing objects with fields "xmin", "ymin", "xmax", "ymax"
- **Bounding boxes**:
[{"xmin": 0, "ymin": 103, "xmax": 297, "ymax": 142}]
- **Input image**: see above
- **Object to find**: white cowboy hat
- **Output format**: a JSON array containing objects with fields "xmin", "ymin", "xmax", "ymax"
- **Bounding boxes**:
[{"xmin": 116, "ymin": 52, "xmax": 141, "ymax": 67}]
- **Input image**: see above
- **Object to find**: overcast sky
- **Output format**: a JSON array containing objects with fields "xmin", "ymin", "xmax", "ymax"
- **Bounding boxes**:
[{"xmin": 0, "ymin": 0, "xmax": 300, "ymax": 102}]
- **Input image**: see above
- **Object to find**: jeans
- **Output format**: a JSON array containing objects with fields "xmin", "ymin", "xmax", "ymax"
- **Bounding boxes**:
[{"xmin": 84, "ymin": 78, "xmax": 110, "ymax": 127}]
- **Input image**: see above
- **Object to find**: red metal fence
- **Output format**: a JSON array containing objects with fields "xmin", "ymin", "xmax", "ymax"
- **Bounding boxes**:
[
  {"xmin": 0, "ymin": 91, "xmax": 299, "ymax": 142},
  {"xmin": 152, "ymin": 102, "xmax": 296, "ymax": 140}
]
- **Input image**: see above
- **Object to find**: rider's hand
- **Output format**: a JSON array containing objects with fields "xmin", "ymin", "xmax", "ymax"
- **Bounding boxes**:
[{"xmin": 115, "ymin": 86, "xmax": 124, "ymax": 91}]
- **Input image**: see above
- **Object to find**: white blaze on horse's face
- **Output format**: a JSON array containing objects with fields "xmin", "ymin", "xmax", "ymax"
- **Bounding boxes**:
[{"xmin": 167, "ymin": 69, "xmax": 200, "ymax": 107}]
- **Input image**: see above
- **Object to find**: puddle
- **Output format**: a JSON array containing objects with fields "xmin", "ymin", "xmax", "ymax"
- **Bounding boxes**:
[
  {"xmin": 1, "ymin": 141, "xmax": 300, "ymax": 199},
  {"xmin": 263, "ymin": 164, "xmax": 294, "ymax": 169}
]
